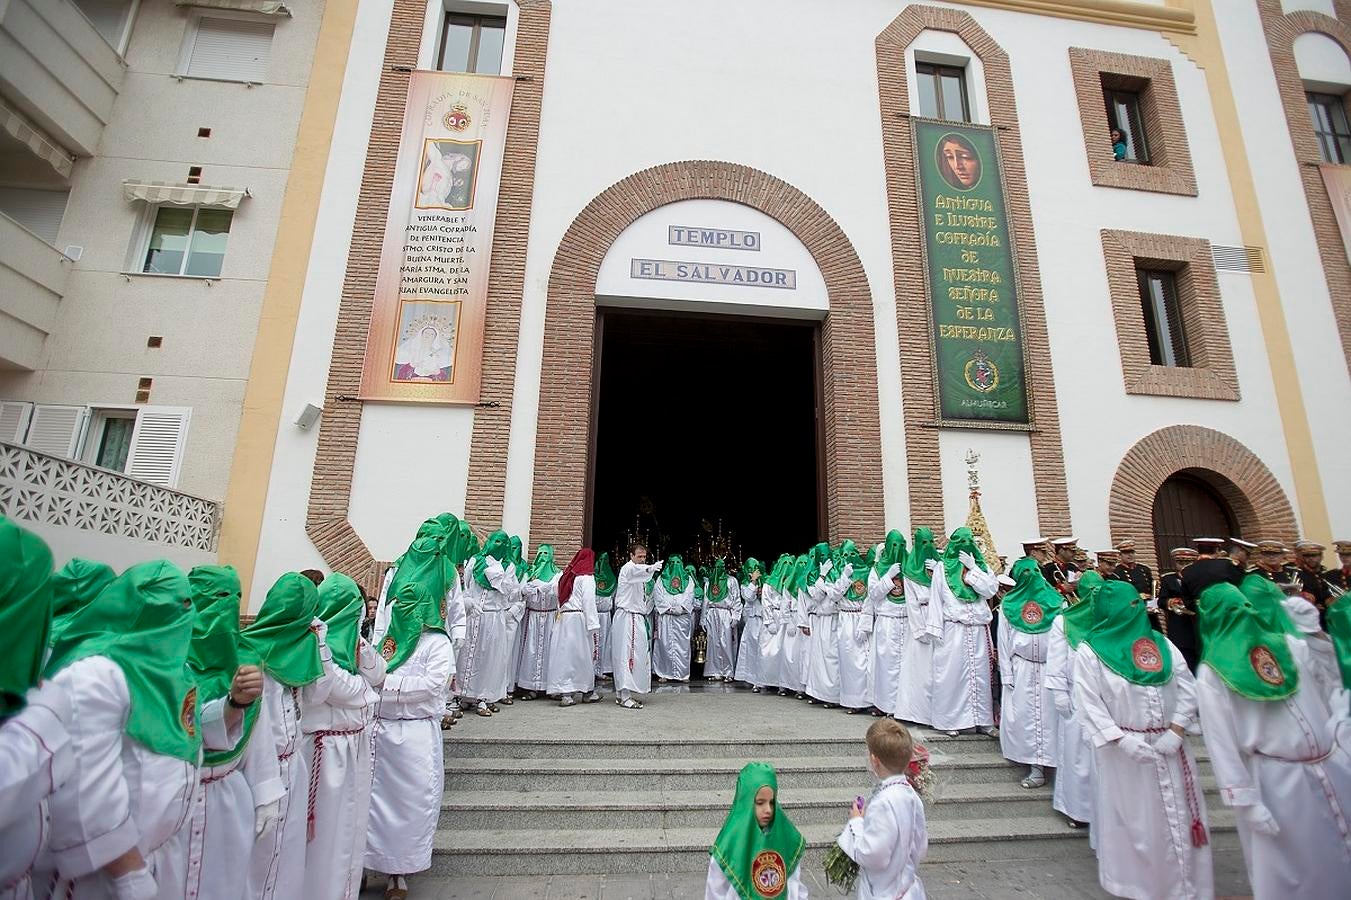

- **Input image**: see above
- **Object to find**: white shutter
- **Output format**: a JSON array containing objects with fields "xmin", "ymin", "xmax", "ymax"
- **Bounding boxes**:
[
  {"xmin": 0, "ymin": 188, "xmax": 70, "ymax": 245},
  {"xmin": 186, "ymin": 16, "xmax": 274, "ymax": 82},
  {"xmin": 24, "ymin": 405, "xmax": 87, "ymax": 458},
  {"xmin": 125, "ymin": 407, "xmax": 191, "ymax": 487},
  {"xmin": 0, "ymin": 401, "xmax": 33, "ymax": 443}
]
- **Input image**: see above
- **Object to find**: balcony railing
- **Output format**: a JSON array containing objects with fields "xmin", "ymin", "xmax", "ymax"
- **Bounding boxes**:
[
  {"xmin": 0, "ymin": 442, "xmax": 221, "ymax": 551},
  {"xmin": 0, "ymin": 212, "xmax": 71, "ymax": 370}
]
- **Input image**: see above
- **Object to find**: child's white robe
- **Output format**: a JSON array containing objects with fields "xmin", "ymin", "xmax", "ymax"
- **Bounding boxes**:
[
  {"xmin": 1073, "ymin": 641, "xmax": 1213, "ymax": 900},
  {"xmin": 546, "ymin": 574, "xmax": 601, "ymax": 695},
  {"xmin": 836, "ymin": 774, "xmax": 928, "ymax": 900},
  {"xmin": 997, "ymin": 612, "xmax": 1060, "ymax": 767},
  {"xmin": 365, "ymin": 630, "xmax": 452, "ymax": 875},
  {"xmin": 610, "ymin": 561, "xmax": 660, "ymax": 694},
  {"xmin": 1045, "ymin": 615, "xmax": 1094, "ymax": 824},
  {"xmin": 1195, "ymin": 634, "xmax": 1351, "ymax": 900}
]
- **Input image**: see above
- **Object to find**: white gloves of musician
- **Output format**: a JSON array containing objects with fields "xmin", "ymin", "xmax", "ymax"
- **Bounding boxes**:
[
  {"xmin": 111, "ymin": 869, "xmax": 157, "ymax": 900},
  {"xmin": 1152, "ymin": 728, "xmax": 1184, "ymax": 756},
  {"xmin": 958, "ymin": 551, "xmax": 978, "ymax": 570},
  {"xmin": 1116, "ymin": 734, "xmax": 1158, "ymax": 763},
  {"xmin": 1280, "ymin": 597, "xmax": 1321, "ymax": 634},
  {"xmin": 1239, "ymin": 803, "xmax": 1280, "ymax": 836},
  {"xmin": 255, "ymin": 799, "xmax": 281, "ymax": 837}
]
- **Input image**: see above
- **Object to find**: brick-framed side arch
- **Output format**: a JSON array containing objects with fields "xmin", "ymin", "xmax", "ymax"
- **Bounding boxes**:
[
  {"xmin": 1107, "ymin": 425, "xmax": 1298, "ymax": 575},
  {"xmin": 1256, "ymin": 0, "xmax": 1351, "ymax": 378},
  {"xmin": 528, "ymin": 161, "xmax": 885, "ymax": 551},
  {"xmin": 876, "ymin": 4, "xmax": 1071, "ymax": 535}
]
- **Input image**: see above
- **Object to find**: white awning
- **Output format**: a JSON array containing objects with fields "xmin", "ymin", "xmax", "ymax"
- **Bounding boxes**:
[
  {"xmin": 0, "ymin": 99, "xmax": 74, "ymax": 178},
  {"xmin": 174, "ymin": 0, "xmax": 292, "ymax": 14},
  {"xmin": 122, "ymin": 181, "xmax": 249, "ymax": 209}
]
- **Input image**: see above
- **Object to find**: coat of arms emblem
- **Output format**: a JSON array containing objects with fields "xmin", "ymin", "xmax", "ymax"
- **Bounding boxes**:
[
  {"xmin": 964, "ymin": 348, "xmax": 1000, "ymax": 394},
  {"xmin": 443, "ymin": 103, "xmax": 471, "ymax": 132},
  {"xmin": 1250, "ymin": 645, "xmax": 1285, "ymax": 686}
]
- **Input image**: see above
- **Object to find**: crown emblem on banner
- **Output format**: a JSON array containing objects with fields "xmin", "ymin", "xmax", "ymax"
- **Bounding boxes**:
[{"xmin": 443, "ymin": 104, "xmax": 471, "ymax": 132}]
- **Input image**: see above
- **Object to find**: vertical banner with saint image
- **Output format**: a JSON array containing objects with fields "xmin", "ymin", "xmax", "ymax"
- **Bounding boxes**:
[
  {"xmin": 914, "ymin": 119, "xmax": 1030, "ymax": 426},
  {"xmin": 359, "ymin": 71, "xmax": 516, "ymax": 402}
]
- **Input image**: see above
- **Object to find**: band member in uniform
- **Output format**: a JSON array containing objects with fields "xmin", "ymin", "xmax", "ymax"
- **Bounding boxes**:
[
  {"xmin": 1159, "ymin": 547, "xmax": 1201, "ymax": 670},
  {"xmin": 1249, "ymin": 541, "xmax": 1303, "ymax": 595},
  {"xmin": 1326, "ymin": 540, "xmax": 1351, "ymax": 594},
  {"xmin": 1181, "ymin": 537, "xmax": 1244, "ymax": 604},
  {"xmin": 1041, "ymin": 538, "xmax": 1079, "ymax": 600},
  {"xmin": 1021, "ymin": 538, "xmax": 1051, "ymax": 566},
  {"xmin": 1093, "ymin": 550, "xmax": 1126, "ymax": 581},
  {"xmin": 1114, "ymin": 540, "xmax": 1153, "ymax": 601},
  {"xmin": 1292, "ymin": 540, "xmax": 1333, "ymax": 621},
  {"xmin": 1226, "ymin": 538, "xmax": 1256, "ymax": 571}
]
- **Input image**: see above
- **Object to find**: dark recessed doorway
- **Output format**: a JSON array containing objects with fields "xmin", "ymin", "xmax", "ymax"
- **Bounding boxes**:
[
  {"xmin": 1151, "ymin": 470, "xmax": 1240, "ymax": 566},
  {"xmin": 587, "ymin": 307, "xmax": 823, "ymax": 567}
]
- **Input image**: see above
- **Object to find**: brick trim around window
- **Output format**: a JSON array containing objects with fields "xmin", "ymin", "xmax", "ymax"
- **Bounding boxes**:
[
  {"xmin": 1256, "ymin": 0, "xmax": 1351, "ymax": 379},
  {"xmin": 1100, "ymin": 229, "xmax": 1239, "ymax": 401},
  {"xmin": 876, "ymin": 4, "xmax": 1071, "ymax": 537},
  {"xmin": 1108, "ymin": 424, "xmax": 1297, "ymax": 577},
  {"xmin": 1069, "ymin": 47, "xmax": 1197, "ymax": 197}
]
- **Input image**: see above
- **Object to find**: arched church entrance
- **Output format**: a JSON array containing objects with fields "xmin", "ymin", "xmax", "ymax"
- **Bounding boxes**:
[{"xmin": 1150, "ymin": 471, "xmax": 1240, "ymax": 567}]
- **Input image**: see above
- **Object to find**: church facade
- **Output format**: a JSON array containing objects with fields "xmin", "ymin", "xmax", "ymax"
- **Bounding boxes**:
[{"xmin": 216, "ymin": 0, "xmax": 1351, "ymax": 607}]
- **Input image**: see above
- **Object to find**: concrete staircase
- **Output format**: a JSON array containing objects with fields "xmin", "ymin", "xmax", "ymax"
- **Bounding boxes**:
[{"xmin": 429, "ymin": 719, "xmax": 1233, "ymax": 877}]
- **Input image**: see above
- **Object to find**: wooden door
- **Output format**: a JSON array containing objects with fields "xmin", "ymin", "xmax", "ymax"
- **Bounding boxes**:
[{"xmin": 1151, "ymin": 473, "xmax": 1238, "ymax": 568}]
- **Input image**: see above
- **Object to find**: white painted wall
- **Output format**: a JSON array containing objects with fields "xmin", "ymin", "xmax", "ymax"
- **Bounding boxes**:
[{"xmin": 1294, "ymin": 31, "xmax": 1351, "ymax": 89}]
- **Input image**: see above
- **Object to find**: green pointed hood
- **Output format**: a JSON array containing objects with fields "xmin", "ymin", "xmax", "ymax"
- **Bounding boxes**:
[
  {"xmin": 1001, "ymin": 557, "xmax": 1060, "ymax": 633},
  {"xmin": 1238, "ymin": 572, "xmax": 1297, "ymax": 637},
  {"xmin": 741, "ymin": 558, "xmax": 765, "ymax": 584},
  {"xmin": 874, "ymin": 529, "xmax": 907, "ymax": 579},
  {"xmin": 387, "ymin": 532, "xmax": 456, "ymax": 615},
  {"xmin": 810, "ymin": 542, "xmax": 831, "ymax": 572},
  {"xmin": 1062, "ymin": 570, "xmax": 1097, "ymax": 649},
  {"xmin": 240, "ymin": 573, "xmax": 323, "ymax": 687},
  {"xmin": 659, "ymin": 554, "xmax": 687, "ymax": 595},
  {"xmin": 379, "ymin": 582, "xmax": 447, "ymax": 672},
  {"xmin": 839, "ymin": 541, "xmax": 871, "ymax": 602},
  {"xmin": 530, "ymin": 544, "xmax": 560, "ymax": 582},
  {"xmin": 902, "ymin": 527, "xmax": 939, "ymax": 587},
  {"xmin": 0, "ymin": 517, "xmax": 54, "ymax": 719},
  {"xmin": 789, "ymin": 554, "xmax": 813, "ymax": 595},
  {"xmin": 765, "ymin": 555, "xmax": 793, "ymax": 592},
  {"xmin": 473, "ymin": 530, "xmax": 513, "ymax": 590},
  {"xmin": 187, "ymin": 565, "xmax": 259, "ymax": 767},
  {"xmin": 942, "ymin": 527, "xmax": 987, "ymax": 602},
  {"xmin": 509, "ymin": 535, "xmax": 528, "ymax": 580},
  {"xmin": 709, "ymin": 762, "xmax": 805, "ymax": 900},
  {"xmin": 318, "ymin": 573, "xmax": 364, "ymax": 674},
  {"xmin": 48, "ymin": 560, "xmax": 201, "ymax": 762},
  {"xmin": 50, "ymin": 557, "xmax": 115, "ymax": 647},
  {"xmin": 1198, "ymin": 581, "xmax": 1298, "ymax": 701},
  {"xmin": 1084, "ymin": 580, "xmax": 1172, "ymax": 686},
  {"xmin": 708, "ymin": 559, "xmax": 731, "ymax": 601},
  {"xmin": 692, "ymin": 565, "xmax": 706, "ymax": 601},
  {"xmin": 1328, "ymin": 592, "xmax": 1351, "ymax": 690},
  {"xmin": 594, "ymin": 552, "xmax": 617, "ymax": 598},
  {"xmin": 452, "ymin": 520, "xmax": 479, "ymax": 566}
]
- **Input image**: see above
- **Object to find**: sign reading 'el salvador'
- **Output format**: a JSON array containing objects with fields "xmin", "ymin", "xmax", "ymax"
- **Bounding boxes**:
[
  {"xmin": 630, "ymin": 258, "xmax": 797, "ymax": 289},
  {"xmin": 914, "ymin": 118, "xmax": 1030, "ymax": 426}
]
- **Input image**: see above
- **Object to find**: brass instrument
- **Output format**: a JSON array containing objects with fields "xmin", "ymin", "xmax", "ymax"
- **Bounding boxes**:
[{"xmin": 1323, "ymin": 576, "xmax": 1347, "ymax": 601}]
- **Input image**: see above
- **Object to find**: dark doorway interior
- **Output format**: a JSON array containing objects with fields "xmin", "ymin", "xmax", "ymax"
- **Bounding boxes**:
[
  {"xmin": 588, "ymin": 308, "xmax": 822, "ymax": 567},
  {"xmin": 1151, "ymin": 470, "xmax": 1239, "ymax": 567}
]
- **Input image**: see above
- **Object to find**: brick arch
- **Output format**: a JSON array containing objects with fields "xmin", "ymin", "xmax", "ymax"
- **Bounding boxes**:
[
  {"xmin": 1108, "ymin": 425, "xmax": 1298, "ymax": 575},
  {"xmin": 528, "ymin": 160, "xmax": 885, "ymax": 551}
]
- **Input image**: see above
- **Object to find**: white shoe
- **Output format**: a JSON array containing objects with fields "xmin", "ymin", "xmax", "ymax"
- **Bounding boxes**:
[
  {"xmin": 560, "ymin": 695, "xmax": 577, "ymax": 707},
  {"xmin": 585, "ymin": 691, "xmax": 601, "ymax": 703}
]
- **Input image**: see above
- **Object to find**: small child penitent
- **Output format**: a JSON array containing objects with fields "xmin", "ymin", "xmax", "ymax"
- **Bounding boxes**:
[
  {"xmin": 706, "ymin": 762, "xmax": 808, "ymax": 899},
  {"xmin": 836, "ymin": 719, "xmax": 929, "ymax": 899}
]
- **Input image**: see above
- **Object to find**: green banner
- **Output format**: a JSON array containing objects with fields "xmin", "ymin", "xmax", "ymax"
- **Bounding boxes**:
[{"xmin": 914, "ymin": 120, "xmax": 1029, "ymax": 425}]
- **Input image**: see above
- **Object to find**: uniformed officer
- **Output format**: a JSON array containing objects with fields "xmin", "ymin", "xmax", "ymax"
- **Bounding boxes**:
[
  {"xmin": 1114, "ymin": 539, "xmax": 1153, "ymax": 601},
  {"xmin": 1158, "ymin": 546, "xmax": 1201, "ymax": 670},
  {"xmin": 1041, "ymin": 537, "xmax": 1079, "ymax": 599},
  {"xmin": 1292, "ymin": 540, "xmax": 1333, "ymax": 624},
  {"xmin": 1325, "ymin": 540, "xmax": 1351, "ymax": 594},
  {"xmin": 1020, "ymin": 537, "xmax": 1051, "ymax": 565},
  {"xmin": 1225, "ymin": 537, "xmax": 1256, "ymax": 571}
]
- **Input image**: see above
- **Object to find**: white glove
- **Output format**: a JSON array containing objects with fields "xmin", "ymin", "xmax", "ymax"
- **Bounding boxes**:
[
  {"xmin": 925, "ymin": 559, "xmax": 943, "ymax": 574},
  {"xmin": 254, "ymin": 798, "xmax": 281, "ymax": 837},
  {"xmin": 1281, "ymin": 597, "xmax": 1322, "ymax": 634},
  {"xmin": 1152, "ymin": 728, "xmax": 1184, "ymax": 756},
  {"xmin": 1239, "ymin": 803, "xmax": 1280, "ymax": 836},
  {"xmin": 310, "ymin": 616, "xmax": 328, "ymax": 643},
  {"xmin": 841, "ymin": 563, "xmax": 855, "ymax": 580},
  {"xmin": 653, "ymin": 561, "xmax": 663, "ymax": 572},
  {"xmin": 112, "ymin": 868, "xmax": 157, "ymax": 900},
  {"xmin": 958, "ymin": 551, "xmax": 977, "ymax": 570},
  {"xmin": 820, "ymin": 559, "xmax": 833, "ymax": 576},
  {"xmin": 1052, "ymin": 690, "xmax": 1071, "ymax": 717},
  {"xmin": 1117, "ymin": 734, "xmax": 1158, "ymax": 764}
]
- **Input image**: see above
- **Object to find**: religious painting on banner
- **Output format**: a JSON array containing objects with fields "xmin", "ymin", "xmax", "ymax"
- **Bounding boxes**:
[
  {"xmin": 913, "ymin": 119, "xmax": 1031, "ymax": 426},
  {"xmin": 359, "ymin": 72, "xmax": 515, "ymax": 403}
]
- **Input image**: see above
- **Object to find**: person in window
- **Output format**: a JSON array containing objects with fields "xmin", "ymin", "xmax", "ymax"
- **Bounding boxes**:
[
  {"xmin": 1111, "ymin": 128, "xmax": 1128, "ymax": 161},
  {"xmin": 936, "ymin": 133, "xmax": 981, "ymax": 190}
]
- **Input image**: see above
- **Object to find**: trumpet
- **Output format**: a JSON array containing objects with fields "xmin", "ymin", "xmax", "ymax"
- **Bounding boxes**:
[{"xmin": 1321, "ymin": 575, "xmax": 1347, "ymax": 601}]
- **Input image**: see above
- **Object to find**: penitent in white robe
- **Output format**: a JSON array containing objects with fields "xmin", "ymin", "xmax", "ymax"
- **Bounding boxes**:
[
  {"xmin": 302, "ymin": 635, "xmax": 387, "ymax": 900},
  {"xmin": 926, "ymin": 562, "xmax": 998, "ymax": 732},
  {"xmin": 610, "ymin": 561, "xmax": 660, "ymax": 695},
  {"xmin": 457, "ymin": 557, "xmax": 519, "ymax": 704},
  {"xmin": 547, "ymin": 575, "xmax": 601, "ymax": 695},
  {"xmin": 366, "ymin": 630, "xmax": 452, "ymax": 875},
  {"xmin": 756, "ymin": 585, "xmax": 786, "ymax": 690},
  {"xmin": 0, "ymin": 684, "xmax": 72, "ymax": 900},
  {"xmin": 183, "ymin": 690, "xmax": 282, "ymax": 900},
  {"xmin": 704, "ymin": 856, "xmax": 807, "ymax": 900},
  {"xmin": 593, "ymin": 586, "xmax": 614, "ymax": 678},
  {"xmin": 734, "ymin": 581, "xmax": 763, "ymax": 685},
  {"xmin": 517, "ymin": 573, "xmax": 560, "ymax": 693},
  {"xmin": 247, "ymin": 674, "xmax": 319, "ymax": 900},
  {"xmin": 1073, "ymin": 641, "xmax": 1213, "ymax": 900},
  {"xmin": 701, "ymin": 577, "xmax": 742, "ymax": 679},
  {"xmin": 779, "ymin": 588, "xmax": 810, "ymax": 694},
  {"xmin": 997, "ymin": 612, "xmax": 1060, "ymax": 767},
  {"xmin": 893, "ymin": 573, "xmax": 942, "ymax": 726},
  {"xmin": 1045, "ymin": 615, "xmax": 1094, "ymax": 825},
  {"xmin": 861, "ymin": 564, "xmax": 904, "ymax": 714},
  {"xmin": 45, "ymin": 657, "xmax": 236, "ymax": 900},
  {"xmin": 1195, "ymin": 635, "xmax": 1351, "ymax": 900},
  {"xmin": 836, "ymin": 774, "xmax": 928, "ymax": 900},
  {"xmin": 652, "ymin": 578, "xmax": 695, "ymax": 682},
  {"xmin": 806, "ymin": 566, "xmax": 853, "ymax": 704}
]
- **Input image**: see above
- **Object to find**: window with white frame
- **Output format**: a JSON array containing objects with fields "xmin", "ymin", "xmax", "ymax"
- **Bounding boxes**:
[
  {"xmin": 437, "ymin": 11, "xmax": 506, "ymax": 74},
  {"xmin": 138, "ymin": 206, "xmax": 233, "ymax": 277},
  {"xmin": 0, "ymin": 401, "xmax": 191, "ymax": 488},
  {"xmin": 181, "ymin": 14, "xmax": 275, "ymax": 83}
]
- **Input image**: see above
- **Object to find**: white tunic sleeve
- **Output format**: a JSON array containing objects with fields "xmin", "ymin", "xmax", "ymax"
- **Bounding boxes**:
[
  {"xmin": 311, "ymin": 658, "xmax": 376, "ymax": 709},
  {"xmin": 1168, "ymin": 644, "xmax": 1199, "ymax": 730},
  {"xmin": 46, "ymin": 657, "xmax": 140, "ymax": 878},
  {"xmin": 997, "ymin": 614, "xmax": 1014, "ymax": 685},
  {"xmin": 964, "ymin": 564, "xmax": 1000, "ymax": 601},
  {"xmin": 579, "ymin": 578, "xmax": 601, "ymax": 633},
  {"xmin": 1045, "ymin": 617, "xmax": 1070, "ymax": 695},
  {"xmin": 1194, "ymin": 667, "xmax": 1260, "ymax": 808},
  {"xmin": 0, "ymin": 684, "xmax": 72, "ymax": 826},
  {"xmin": 1072, "ymin": 645, "xmax": 1125, "ymax": 747},
  {"xmin": 241, "ymin": 697, "xmax": 285, "ymax": 808},
  {"xmin": 199, "ymin": 695, "xmax": 239, "ymax": 751},
  {"xmin": 381, "ymin": 633, "xmax": 454, "ymax": 704}
]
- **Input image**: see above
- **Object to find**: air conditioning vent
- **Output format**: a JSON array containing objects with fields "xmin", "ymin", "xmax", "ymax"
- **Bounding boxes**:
[{"xmin": 1212, "ymin": 244, "xmax": 1265, "ymax": 273}]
